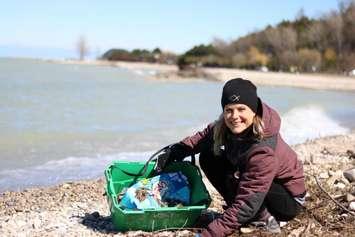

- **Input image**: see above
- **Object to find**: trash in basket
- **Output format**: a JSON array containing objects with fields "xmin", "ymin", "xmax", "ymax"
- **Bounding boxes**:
[
  {"xmin": 119, "ymin": 171, "xmax": 190, "ymax": 209},
  {"xmin": 104, "ymin": 161, "xmax": 211, "ymax": 231}
]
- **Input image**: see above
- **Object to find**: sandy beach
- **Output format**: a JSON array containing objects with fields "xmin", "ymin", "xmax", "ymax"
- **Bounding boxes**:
[
  {"xmin": 1, "ymin": 132, "xmax": 354, "ymax": 236},
  {"xmin": 52, "ymin": 59, "xmax": 355, "ymax": 91}
]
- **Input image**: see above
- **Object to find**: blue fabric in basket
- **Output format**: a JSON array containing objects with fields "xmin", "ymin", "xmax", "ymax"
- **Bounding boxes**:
[{"xmin": 119, "ymin": 171, "xmax": 190, "ymax": 209}]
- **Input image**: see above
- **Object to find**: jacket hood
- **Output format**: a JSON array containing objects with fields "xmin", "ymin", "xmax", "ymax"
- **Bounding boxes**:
[{"xmin": 261, "ymin": 101, "xmax": 281, "ymax": 137}]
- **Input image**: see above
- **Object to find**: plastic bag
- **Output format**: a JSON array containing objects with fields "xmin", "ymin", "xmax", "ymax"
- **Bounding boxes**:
[{"xmin": 119, "ymin": 171, "xmax": 190, "ymax": 209}]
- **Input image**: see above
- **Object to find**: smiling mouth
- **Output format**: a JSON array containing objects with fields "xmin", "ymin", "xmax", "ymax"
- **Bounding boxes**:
[{"xmin": 231, "ymin": 122, "xmax": 242, "ymax": 126}]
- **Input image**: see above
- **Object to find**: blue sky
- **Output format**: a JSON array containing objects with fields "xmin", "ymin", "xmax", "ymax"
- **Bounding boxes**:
[{"xmin": 0, "ymin": 0, "xmax": 340, "ymax": 59}]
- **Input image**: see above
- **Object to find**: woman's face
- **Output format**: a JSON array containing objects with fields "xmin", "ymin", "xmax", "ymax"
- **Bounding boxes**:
[{"xmin": 223, "ymin": 103, "xmax": 256, "ymax": 134}]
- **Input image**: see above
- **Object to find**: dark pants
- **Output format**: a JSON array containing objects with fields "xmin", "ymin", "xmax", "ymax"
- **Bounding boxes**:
[{"xmin": 199, "ymin": 150, "xmax": 302, "ymax": 221}]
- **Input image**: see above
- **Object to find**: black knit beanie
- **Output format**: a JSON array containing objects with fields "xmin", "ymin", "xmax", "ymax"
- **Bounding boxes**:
[{"xmin": 221, "ymin": 78, "xmax": 258, "ymax": 113}]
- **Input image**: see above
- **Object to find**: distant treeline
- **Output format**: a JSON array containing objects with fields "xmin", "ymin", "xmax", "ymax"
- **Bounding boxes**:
[
  {"xmin": 101, "ymin": 48, "xmax": 177, "ymax": 65},
  {"xmin": 102, "ymin": 1, "xmax": 355, "ymax": 73}
]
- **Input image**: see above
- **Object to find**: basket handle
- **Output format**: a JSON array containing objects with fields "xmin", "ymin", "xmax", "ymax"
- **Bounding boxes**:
[
  {"xmin": 120, "ymin": 145, "xmax": 196, "ymax": 177},
  {"xmin": 119, "ymin": 144, "xmax": 171, "ymax": 177},
  {"xmin": 190, "ymin": 154, "xmax": 196, "ymax": 165}
]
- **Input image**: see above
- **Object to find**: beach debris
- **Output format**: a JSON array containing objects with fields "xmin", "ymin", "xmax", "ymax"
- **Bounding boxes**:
[
  {"xmin": 135, "ymin": 188, "xmax": 149, "ymax": 202},
  {"xmin": 314, "ymin": 175, "xmax": 355, "ymax": 217},
  {"xmin": 119, "ymin": 172, "xmax": 190, "ymax": 210}
]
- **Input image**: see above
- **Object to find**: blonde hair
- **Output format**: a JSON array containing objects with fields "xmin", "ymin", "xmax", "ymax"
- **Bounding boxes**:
[{"xmin": 213, "ymin": 113, "xmax": 265, "ymax": 155}]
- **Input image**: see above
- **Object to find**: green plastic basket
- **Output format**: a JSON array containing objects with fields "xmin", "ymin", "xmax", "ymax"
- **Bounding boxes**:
[{"xmin": 104, "ymin": 161, "xmax": 211, "ymax": 231}]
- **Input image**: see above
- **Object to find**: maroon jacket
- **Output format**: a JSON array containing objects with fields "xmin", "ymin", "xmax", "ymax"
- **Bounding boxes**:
[{"xmin": 181, "ymin": 102, "xmax": 305, "ymax": 237}]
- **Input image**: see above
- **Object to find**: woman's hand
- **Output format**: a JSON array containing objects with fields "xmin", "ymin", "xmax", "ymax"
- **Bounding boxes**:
[{"xmin": 154, "ymin": 143, "xmax": 191, "ymax": 173}]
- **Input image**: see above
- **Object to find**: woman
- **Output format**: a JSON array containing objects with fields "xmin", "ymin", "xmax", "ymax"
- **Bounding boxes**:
[{"xmin": 158, "ymin": 78, "xmax": 306, "ymax": 237}]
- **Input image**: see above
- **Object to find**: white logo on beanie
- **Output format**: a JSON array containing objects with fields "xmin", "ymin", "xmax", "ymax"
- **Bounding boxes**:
[{"xmin": 229, "ymin": 94, "xmax": 240, "ymax": 102}]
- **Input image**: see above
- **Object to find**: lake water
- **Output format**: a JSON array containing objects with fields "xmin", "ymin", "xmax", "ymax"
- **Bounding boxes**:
[{"xmin": 1, "ymin": 58, "xmax": 355, "ymax": 192}]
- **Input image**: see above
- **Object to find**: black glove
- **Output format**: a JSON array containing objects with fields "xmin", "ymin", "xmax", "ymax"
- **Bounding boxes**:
[{"xmin": 155, "ymin": 143, "xmax": 191, "ymax": 173}]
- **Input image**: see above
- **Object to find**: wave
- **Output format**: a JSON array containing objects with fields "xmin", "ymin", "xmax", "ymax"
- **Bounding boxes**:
[
  {"xmin": 185, "ymin": 106, "xmax": 349, "ymax": 146},
  {"xmin": 0, "ymin": 151, "xmax": 155, "ymax": 192},
  {"xmin": 132, "ymin": 69, "xmax": 157, "ymax": 76},
  {"xmin": 281, "ymin": 105, "xmax": 349, "ymax": 145}
]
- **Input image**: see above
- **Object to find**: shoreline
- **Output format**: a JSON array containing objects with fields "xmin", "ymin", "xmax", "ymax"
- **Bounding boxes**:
[
  {"xmin": 50, "ymin": 59, "xmax": 355, "ymax": 91},
  {"xmin": 1, "ymin": 132, "xmax": 355, "ymax": 236}
]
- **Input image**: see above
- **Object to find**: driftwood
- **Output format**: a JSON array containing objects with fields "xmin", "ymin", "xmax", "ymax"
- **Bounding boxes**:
[{"xmin": 314, "ymin": 175, "xmax": 355, "ymax": 216}]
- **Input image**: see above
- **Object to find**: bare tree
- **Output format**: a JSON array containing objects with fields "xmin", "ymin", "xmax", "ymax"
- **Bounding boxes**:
[
  {"xmin": 325, "ymin": 11, "xmax": 344, "ymax": 54},
  {"xmin": 265, "ymin": 26, "xmax": 297, "ymax": 71},
  {"xmin": 342, "ymin": 0, "xmax": 355, "ymax": 50},
  {"xmin": 212, "ymin": 37, "xmax": 235, "ymax": 58},
  {"xmin": 265, "ymin": 26, "xmax": 297, "ymax": 54},
  {"xmin": 76, "ymin": 36, "xmax": 89, "ymax": 60},
  {"xmin": 304, "ymin": 21, "xmax": 327, "ymax": 51},
  {"xmin": 232, "ymin": 34, "xmax": 256, "ymax": 54}
]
